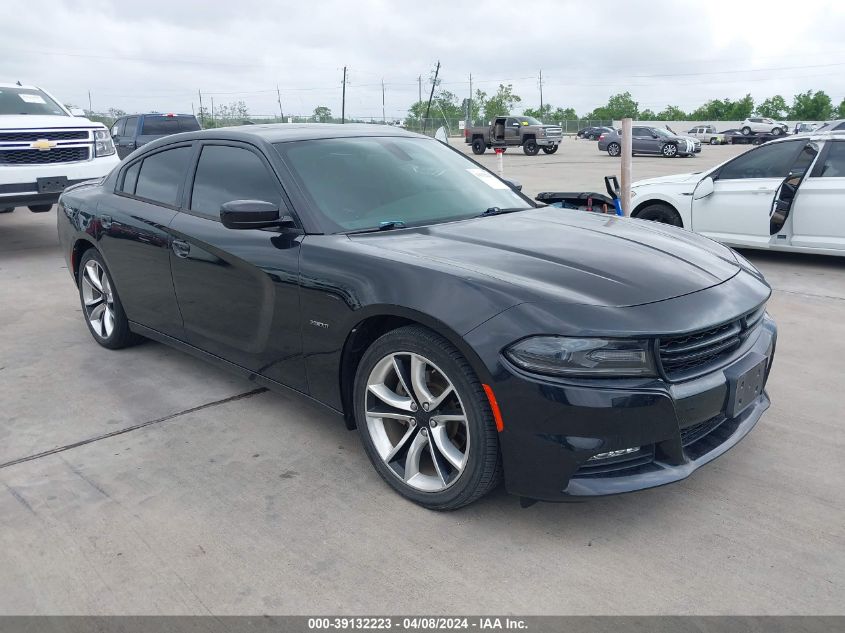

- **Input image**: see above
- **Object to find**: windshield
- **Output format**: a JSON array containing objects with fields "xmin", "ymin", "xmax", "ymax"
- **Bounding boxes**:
[
  {"xmin": 275, "ymin": 136, "xmax": 528, "ymax": 232},
  {"xmin": 519, "ymin": 116, "xmax": 542, "ymax": 125},
  {"xmin": 0, "ymin": 87, "xmax": 67, "ymax": 116}
]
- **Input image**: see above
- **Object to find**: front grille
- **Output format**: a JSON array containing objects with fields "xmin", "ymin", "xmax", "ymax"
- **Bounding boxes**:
[
  {"xmin": 0, "ymin": 147, "xmax": 89, "ymax": 165},
  {"xmin": 680, "ymin": 415, "xmax": 726, "ymax": 446},
  {"xmin": 658, "ymin": 305, "xmax": 765, "ymax": 380},
  {"xmin": 0, "ymin": 130, "xmax": 89, "ymax": 142},
  {"xmin": 544, "ymin": 127, "xmax": 563, "ymax": 138}
]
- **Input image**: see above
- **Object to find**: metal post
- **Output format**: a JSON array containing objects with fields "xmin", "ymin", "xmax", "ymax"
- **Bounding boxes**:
[
  {"xmin": 620, "ymin": 117, "xmax": 633, "ymax": 216},
  {"xmin": 382, "ymin": 79, "xmax": 385, "ymax": 124},
  {"xmin": 341, "ymin": 66, "xmax": 347, "ymax": 124},
  {"xmin": 468, "ymin": 73, "xmax": 473, "ymax": 124},
  {"xmin": 276, "ymin": 85, "xmax": 283, "ymax": 119},
  {"xmin": 198, "ymin": 90, "xmax": 204, "ymax": 127},
  {"xmin": 418, "ymin": 75, "xmax": 422, "ymax": 103},
  {"xmin": 538, "ymin": 70, "xmax": 543, "ymax": 118},
  {"xmin": 88, "ymin": 90, "xmax": 92, "ymax": 113},
  {"xmin": 422, "ymin": 61, "xmax": 440, "ymax": 135}
]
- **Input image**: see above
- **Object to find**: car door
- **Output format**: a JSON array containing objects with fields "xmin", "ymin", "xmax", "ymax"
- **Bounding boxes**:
[
  {"xmin": 114, "ymin": 116, "xmax": 138, "ymax": 158},
  {"xmin": 168, "ymin": 141, "xmax": 306, "ymax": 391},
  {"xmin": 631, "ymin": 126, "xmax": 655, "ymax": 154},
  {"xmin": 790, "ymin": 139, "xmax": 845, "ymax": 251},
  {"xmin": 505, "ymin": 118, "xmax": 521, "ymax": 144},
  {"xmin": 95, "ymin": 144, "xmax": 191, "ymax": 337},
  {"xmin": 691, "ymin": 139, "xmax": 805, "ymax": 247}
]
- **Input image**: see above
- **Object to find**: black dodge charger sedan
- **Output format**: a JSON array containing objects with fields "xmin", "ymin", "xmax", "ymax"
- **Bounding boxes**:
[{"xmin": 57, "ymin": 124, "xmax": 777, "ymax": 509}]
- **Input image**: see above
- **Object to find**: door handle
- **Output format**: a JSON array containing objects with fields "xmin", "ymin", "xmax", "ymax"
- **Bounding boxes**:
[{"xmin": 171, "ymin": 239, "xmax": 191, "ymax": 258}]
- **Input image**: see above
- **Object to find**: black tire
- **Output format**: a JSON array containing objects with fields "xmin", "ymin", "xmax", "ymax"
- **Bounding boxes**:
[
  {"xmin": 772, "ymin": 128, "xmax": 783, "ymax": 136},
  {"xmin": 661, "ymin": 143, "xmax": 678, "ymax": 158},
  {"xmin": 353, "ymin": 325, "xmax": 502, "ymax": 510},
  {"xmin": 0, "ymin": 207, "xmax": 14, "ymax": 214},
  {"xmin": 77, "ymin": 249, "xmax": 143, "ymax": 350},
  {"xmin": 636, "ymin": 203, "xmax": 683, "ymax": 227},
  {"xmin": 541, "ymin": 144, "xmax": 558, "ymax": 154},
  {"xmin": 741, "ymin": 126, "xmax": 751, "ymax": 136},
  {"xmin": 709, "ymin": 137, "xmax": 719, "ymax": 145},
  {"xmin": 607, "ymin": 142, "xmax": 621, "ymax": 157},
  {"xmin": 523, "ymin": 139, "xmax": 539, "ymax": 156},
  {"xmin": 471, "ymin": 138, "xmax": 486, "ymax": 155},
  {"xmin": 28, "ymin": 204, "xmax": 53, "ymax": 213}
]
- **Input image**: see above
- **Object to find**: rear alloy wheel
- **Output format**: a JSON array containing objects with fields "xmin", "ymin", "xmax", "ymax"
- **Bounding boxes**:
[
  {"xmin": 636, "ymin": 203, "xmax": 682, "ymax": 227},
  {"xmin": 28, "ymin": 204, "xmax": 53, "ymax": 213},
  {"xmin": 709, "ymin": 137, "xmax": 720, "ymax": 145},
  {"xmin": 471, "ymin": 138, "xmax": 486, "ymax": 155},
  {"xmin": 772, "ymin": 128, "xmax": 783, "ymax": 136},
  {"xmin": 523, "ymin": 139, "xmax": 539, "ymax": 156},
  {"xmin": 607, "ymin": 142, "xmax": 621, "ymax": 157},
  {"xmin": 354, "ymin": 326, "xmax": 501, "ymax": 510},
  {"xmin": 542, "ymin": 145, "xmax": 558, "ymax": 154},
  {"xmin": 661, "ymin": 143, "xmax": 678, "ymax": 158},
  {"xmin": 741, "ymin": 126, "xmax": 751, "ymax": 135},
  {"xmin": 78, "ymin": 250, "xmax": 142, "ymax": 349}
]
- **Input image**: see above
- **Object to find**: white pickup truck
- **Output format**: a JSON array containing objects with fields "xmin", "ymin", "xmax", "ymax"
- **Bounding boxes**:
[{"xmin": 1, "ymin": 83, "xmax": 120, "ymax": 214}]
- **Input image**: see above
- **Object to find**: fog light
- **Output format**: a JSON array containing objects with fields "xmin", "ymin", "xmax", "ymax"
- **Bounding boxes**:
[{"xmin": 588, "ymin": 447, "xmax": 640, "ymax": 461}]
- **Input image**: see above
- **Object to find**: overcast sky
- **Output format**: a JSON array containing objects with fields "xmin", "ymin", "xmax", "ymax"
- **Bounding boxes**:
[{"xmin": 4, "ymin": 0, "xmax": 845, "ymax": 120}]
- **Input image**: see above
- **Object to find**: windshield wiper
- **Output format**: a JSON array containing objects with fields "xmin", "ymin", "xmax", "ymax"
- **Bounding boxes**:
[
  {"xmin": 346, "ymin": 220, "xmax": 407, "ymax": 235},
  {"xmin": 478, "ymin": 206, "xmax": 536, "ymax": 217}
]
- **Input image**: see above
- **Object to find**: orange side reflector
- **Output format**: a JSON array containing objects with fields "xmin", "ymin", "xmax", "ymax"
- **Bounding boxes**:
[{"xmin": 482, "ymin": 384, "xmax": 504, "ymax": 432}]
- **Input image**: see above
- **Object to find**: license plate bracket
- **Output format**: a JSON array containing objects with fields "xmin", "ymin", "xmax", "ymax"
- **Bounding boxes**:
[
  {"xmin": 725, "ymin": 353, "xmax": 767, "ymax": 418},
  {"xmin": 37, "ymin": 176, "xmax": 69, "ymax": 194}
]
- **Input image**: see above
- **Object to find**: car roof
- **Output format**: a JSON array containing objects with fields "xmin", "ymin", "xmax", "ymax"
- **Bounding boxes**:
[
  {"xmin": 142, "ymin": 123, "xmax": 425, "ymax": 147},
  {"xmin": 0, "ymin": 83, "xmax": 39, "ymax": 89}
]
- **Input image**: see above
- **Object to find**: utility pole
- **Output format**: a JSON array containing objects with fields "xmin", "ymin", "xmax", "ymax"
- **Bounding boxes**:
[
  {"xmin": 198, "ymin": 90, "xmax": 205, "ymax": 127},
  {"xmin": 418, "ymin": 75, "xmax": 422, "ymax": 103},
  {"xmin": 422, "ymin": 60, "xmax": 440, "ymax": 134},
  {"xmin": 621, "ymin": 117, "xmax": 633, "ymax": 215},
  {"xmin": 381, "ymin": 79, "xmax": 386, "ymax": 123},
  {"xmin": 211, "ymin": 96, "xmax": 215, "ymax": 127},
  {"xmin": 87, "ymin": 90, "xmax": 92, "ymax": 113},
  {"xmin": 276, "ymin": 84, "xmax": 284, "ymax": 119},
  {"xmin": 341, "ymin": 66, "xmax": 347, "ymax": 124},
  {"xmin": 539, "ymin": 69, "xmax": 544, "ymax": 117},
  {"xmin": 468, "ymin": 73, "xmax": 473, "ymax": 124}
]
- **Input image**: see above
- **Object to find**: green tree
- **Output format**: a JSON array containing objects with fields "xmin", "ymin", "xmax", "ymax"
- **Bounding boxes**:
[
  {"xmin": 726, "ymin": 94, "xmax": 754, "ymax": 120},
  {"xmin": 689, "ymin": 95, "xmax": 753, "ymax": 121},
  {"xmin": 790, "ymin": 90, "xmax": 833, "ymax": 120},
  {"xmin": 838, "ymin": 98, "xmax": 845, "ymax": 118},
  {"xmin": 639, "ymin": 108, "xmax": 657, "ymax": 120},
  {"xmin": 586, "ymin": 92, "xmax": 639, "ymax": 120},
  {"xmin": 657, "ymin": 105, "xmax": 687, "ymax": 120},
  {"xmin": 313, "ymin": 106, "xmax": 332, "ymax": 122},
  {"xmin": 756, "ymin": 95, "xmax": 788, "ymax": 119},
  {"xmin": 550, "ymin": 106, "xmax": 577, "ymax": 121},
  {"xmin": 523, "ymin": 104, "xmax": 578, "ymax": 122},
  {"xmin": 483, "ymin": 84, "xmax": 522, "ymax": 120}
]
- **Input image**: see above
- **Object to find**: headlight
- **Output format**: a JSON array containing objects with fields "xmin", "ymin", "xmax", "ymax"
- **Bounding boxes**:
[
  {"xmin": 94, "ymin": 129, "xmax": 116, "ymax": 157},
  {"xmin": 505, "ymin": 336, "xmax": 657, "ymax": 377}
]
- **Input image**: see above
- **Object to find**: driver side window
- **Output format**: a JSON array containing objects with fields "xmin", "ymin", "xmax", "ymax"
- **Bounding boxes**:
[{"xmin": 717, "ymin": 142, "xmax": 802, "ymax": 180}]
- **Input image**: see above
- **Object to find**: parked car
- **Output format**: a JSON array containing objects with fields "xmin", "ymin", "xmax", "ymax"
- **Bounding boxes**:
[
  {"xmin": 577, "ymin": 126, "xmax": 613, "ymax": 140},
  {"xmin": 57, "ymin": 124, "xmax": 776, "ymax": 508},
  {"xmin": 598, "ymin": 126, "xmax": 697, "ymax": 157},
  {"xmin": 111, "ymin": 113, "xmax": 201, "ymax": 159},
  {"xmin": 0, "ymin": 82, "xmax": 119, "ymax": 214},
  {"xmin": 465, "ymin": 115, "xmax": 562, "ymax": 155},
  {"xmin": 628, "ymin": 130, "xmax": 845, "ymax": 255},
  {"xmin": 721, "ymin": 128, "xmax": 776, "ymax": 145},
  {"xmin": 740, "ymin": 117, "xmax": 788, "ymax": 136},
  {"xmin": 810, "ymin": 119, "xmax": 845, "ymax": 133},
  {"xmin": 793, "ymin": 122, "xmax": 819, "ymax": 135},
  {"xmin": 687, "ymin": 125, "xmax": 727, "ymax": 145}
]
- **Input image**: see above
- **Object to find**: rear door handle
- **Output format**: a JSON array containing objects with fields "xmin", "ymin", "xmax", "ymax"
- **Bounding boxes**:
[{"xmin": 171, "ymin": 239, "xmax": 191, "ymax": 258}]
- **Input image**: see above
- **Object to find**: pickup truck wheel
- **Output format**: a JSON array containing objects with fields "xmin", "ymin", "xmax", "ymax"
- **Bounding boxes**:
[
  {"xmin": 607, "ymin": 142, "xmax": 621, "ymax": 157},
  {"xmin": 709, "ymin": 137, "xmax": 719, "ymax": 145},
  {"xmin": 741, "ymin": 126, "xmax": 751, "ymax": 135},
  {"xmin": 78, "ymin": 250, "xmax": 142, "ymax": 350},
  {"xmin": 636, "ymin": 204, "xmax": 682, "ymax": 227},
  {"xmin": 661, "ymin": 143, "xmax": 678, "ymax": 158},
  {"xmin": 0, "ymin": 207, "xmax": 14, "ymax": 214},
  {"xmin": 471, "ymin": 138, "xmax": 486, "ymax": 155},
  {"xmin": 523, "ymin": 139, "xmax": 539, "ymax": 156},
  {"xmin": 541, "ymin": 145, "xmax": 558, "ymax": 154},
  {"xmin": 28, "ymin": 204, "xmax": 53, "ymax": 213}
]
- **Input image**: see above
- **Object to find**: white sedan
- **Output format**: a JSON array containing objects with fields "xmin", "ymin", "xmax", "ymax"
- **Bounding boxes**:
[{"xmin": 628, "ymin": 131, "xmax": 845, "ymax": 255}]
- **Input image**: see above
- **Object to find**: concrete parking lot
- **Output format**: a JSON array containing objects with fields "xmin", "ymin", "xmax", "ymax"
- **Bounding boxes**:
[{"xmin": 1, "ymin": 140, "xmax": 843, "ymax": 615}]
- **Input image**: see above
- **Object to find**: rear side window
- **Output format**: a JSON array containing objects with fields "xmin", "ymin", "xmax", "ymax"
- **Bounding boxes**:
[
  {"xmin": 812, "ymin": 142, "xmax": 845, "ymax": 177},
  {"xmin": 124, "ymin": 116, "xmax": 139, "ymax": 136},
  {"xmin": 141, "ymin": 116, "xmax": 200, "ymax": 135},
  {"xmin": 189, "ymin": 145, "xmax": 279, "ymax": 219},
  {"xmin": 120, "ymin": 161, "xmax": 141, "ymax": 194},
  {"xmin": 718, "ymin": 141, "xmax": 802, "ymax": 180},
  {"xmin": 134, "ymin": 146, "xmax": 191, "ymax": 206},
  {"xmin": 111, "ymin": 119, "xmax": 125, "ymax": 137}
]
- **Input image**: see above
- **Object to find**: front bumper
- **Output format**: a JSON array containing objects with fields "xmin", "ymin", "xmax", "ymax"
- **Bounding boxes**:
[
  {"xmin": 0, "ymin": 154, "xmax": 119, "ymax": 208},
  {"xmin": 482, "ymin": 316, "xmax": 776, "ymax": 502},
  {"xmin": 536, "ymin": 137, "xmax": 561, "ymax": 146}
]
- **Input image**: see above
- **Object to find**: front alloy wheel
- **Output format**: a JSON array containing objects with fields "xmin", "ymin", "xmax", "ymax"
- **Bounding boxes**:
[
  {"xmin": 354, "ymin": 326, "xmax": 501, "ymax": 510},
  {"xmin": 661, "ymin": 143, "xmax": 678, "ymax": 157}
]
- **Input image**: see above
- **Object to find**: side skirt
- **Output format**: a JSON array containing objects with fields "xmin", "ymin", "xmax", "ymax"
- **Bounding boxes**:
[{"xmin": 129, "ymin": 322, "xmax": 344, "ymax": 419}]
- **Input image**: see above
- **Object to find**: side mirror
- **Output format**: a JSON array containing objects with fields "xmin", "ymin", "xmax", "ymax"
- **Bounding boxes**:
[
  {"xmin": 693, "ymin": 176, "xmax": 715, "ymax": 200},
  {"xmin": 502, "ymin": 178, "xmax": 522, "ymax": 192},
  {"xmin": 220, "ymin": 200, "xmax": 284, "ymax": 230}
]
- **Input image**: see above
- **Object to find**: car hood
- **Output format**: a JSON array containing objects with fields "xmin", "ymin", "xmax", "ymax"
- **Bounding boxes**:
[
  {"xmin": 0, "ymin": 114, "xmax": 105, "ymax": 130},
  {"xmin": 352, "ymin": 208, "xmax": 740, "ymax": 308},
  {"xmin": 632, "ymin": 172, "xmax": 701, "ymax": 187}
]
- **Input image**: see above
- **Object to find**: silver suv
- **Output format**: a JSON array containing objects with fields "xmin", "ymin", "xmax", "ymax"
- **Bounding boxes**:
[{"xmin": 740, "ymin": 117, "xmax": 789, "ymax": 136}]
